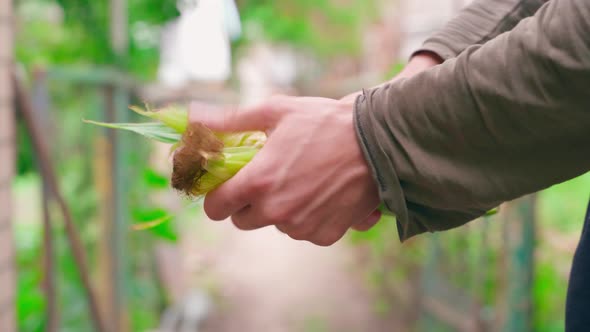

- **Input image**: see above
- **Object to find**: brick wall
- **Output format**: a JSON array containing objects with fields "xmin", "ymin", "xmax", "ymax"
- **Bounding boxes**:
[{"xmin": 0, "ymin": 0, "xmax": 15, "ymax": 330}]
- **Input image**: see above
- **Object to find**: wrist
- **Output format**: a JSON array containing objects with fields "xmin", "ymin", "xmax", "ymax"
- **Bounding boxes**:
[
  {"xmin": 398, "ymin": 51, "xmax": 443, "ymax": 78},
  {"xmin": 410, "ymin": 51, "xmax": 444, "ymax": 67}
]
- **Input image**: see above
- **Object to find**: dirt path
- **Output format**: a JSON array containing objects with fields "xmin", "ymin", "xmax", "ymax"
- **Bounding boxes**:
[{"xmin": 175, "ymin": 212, "xmax": 397, "ymax": 332}]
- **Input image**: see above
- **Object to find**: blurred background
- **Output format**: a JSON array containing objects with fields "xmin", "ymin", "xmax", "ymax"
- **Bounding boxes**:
[{"xmin": 1, "ymin": 0, "xmax": 589, "ymax": 331}]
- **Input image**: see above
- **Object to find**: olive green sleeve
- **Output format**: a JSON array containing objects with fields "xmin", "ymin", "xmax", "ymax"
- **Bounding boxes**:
[
  {"xmin": 354, "ymin": 0, "xmax": 590, "ymax": 241},
  {"xmin": 415, "ymin": 0, "xmax": 548, "ymax": 61}
]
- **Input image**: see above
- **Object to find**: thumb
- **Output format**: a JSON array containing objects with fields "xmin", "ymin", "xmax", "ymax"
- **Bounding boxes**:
[{"xmin": 189, "ymin": 100, "xmax": 281, "ymax": 133}]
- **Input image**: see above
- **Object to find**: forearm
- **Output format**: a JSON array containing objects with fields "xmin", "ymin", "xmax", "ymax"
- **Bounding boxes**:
[
  {"xmin": 418, "ymin": 0, "xmax": 549, "ymax": 61},
  {"xmin": 355, "ymin": 0, "xmax": 590, "ymax": 240}
]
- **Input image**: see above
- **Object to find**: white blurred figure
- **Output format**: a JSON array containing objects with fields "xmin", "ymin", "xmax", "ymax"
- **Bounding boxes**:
[
  {"xmin": 237, "ymin": 42, "xmax": 298, "ymax": 107},
  {"xmin": 158, "ymin": 0, "xmax": 241, "ymax": 87}
]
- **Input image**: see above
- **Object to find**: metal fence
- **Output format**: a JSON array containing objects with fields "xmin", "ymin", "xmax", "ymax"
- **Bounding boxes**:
[
  {"xmin": 419, "ymin": 197, "xmax": 536, "ymax": 332},
  {"xmin": 367, "ymin": 197, "xmax": 536, "ymax": 332},
  {"xmin": 28, "ymin": 67, "xmax": 135, "ymax": 332}
]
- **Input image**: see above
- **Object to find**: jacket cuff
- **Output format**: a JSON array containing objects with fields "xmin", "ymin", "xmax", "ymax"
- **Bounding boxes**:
[{"xmin": 353, "ymin": 89, "xmax": 428, "ymax": 241}]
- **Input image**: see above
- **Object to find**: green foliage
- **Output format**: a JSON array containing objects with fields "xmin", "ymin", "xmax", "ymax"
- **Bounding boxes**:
[
  {"xmin": 143, "ymin": 168, "xmax": 170, "ymax": 189},
  {"xmin": 538, "ymin": 172, "xmax": 590, "ymax": 234},
  {"xmin": 533, "ymin": 172, "xmax": 590, "ymax": 331},
  {"xmin": 15, "ymin": 119, "xmax": 36, "ymax": 175},
  {"xmin": 534, "ymin": 262, "xmax": 566, "ymax": 332},
  {"xmin": 352, "ymin": 173, "xmax": 590, "ymax": 331},
  {"xmin": 132, "ymin": 208, "xmax": 178, "ymax": 242},
  {"xmin": 16, "ymin": 0, "xmax": 178, "ymax": 79},
  {"xmin": 15, "ymin": 222, "xmax": 46, "ymax": 332},
  {"xmin": 12, "ymin": 78, "xmax": 173, "ymax": 330},
  {"xmin": 237, "ymin": 0, "xmax": 377, "ymax": 57}
]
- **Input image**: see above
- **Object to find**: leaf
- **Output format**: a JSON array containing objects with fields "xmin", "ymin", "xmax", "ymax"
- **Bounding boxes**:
[
  {"xmin": 131, "ymin": 215, "xmax": 172, "ymax": 231},
  {"xmin": 132, "ymin": 208, "xmax": 178, "ymax": 242},
  {"xmin": 130, "ymin": 105, "xmax": 188, "ymax": 133},
  {"xmin": 83, "ymin": 119, "xmax": 181, "ymax": 144},
  {"xmin": 143, "ymin": 168, "xmax": 169, "ymax": 189},
  {"xmin": 484, "ymin": 207, "xmax": 500, "ymax": 216}
]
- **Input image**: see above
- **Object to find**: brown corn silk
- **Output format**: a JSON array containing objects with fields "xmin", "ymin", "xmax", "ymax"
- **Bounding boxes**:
[{"xmin": 172, "ymin": 123, "xmax": 224, "ymax": 196}]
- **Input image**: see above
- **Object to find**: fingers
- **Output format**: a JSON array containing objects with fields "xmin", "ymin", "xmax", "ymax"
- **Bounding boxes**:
[
  {"xmin": 230, "ymin": 205, "xmax": 260, "ymax": 230},
  {"xmin": 275, "ymin": 219, "xmax": 323, "ymax": 243},
  {"xmin": 279, "ymin": 210, "xmax": 381, "ymax": 246},
  {"xmin": 307, "ymin": 218, "xmax": 349, "ymax": 247},
  {"xmin": 189, "ymin": 95, "xmax": 333, "ymax": 133},
  {"xmin": 351, "ymin": 210, "xmax": 382, "ymax": 231},
  {"xmin": 274, "ymin": 213, "xmax": 349, "ymax": 247},
  {"xmin": 189, "ymin": 97, "xmax": 287, "ymax": 133},
  {"xmin": 230, "ymin": 205, "xmax": 270, "ymax": 231},
  {"xmin": 203, "ymin": 161, "xmax": 261, "ymax": 221},
  {"xmin": 188, "ymin": 103, "xmax": 267, "ymax": 132}
]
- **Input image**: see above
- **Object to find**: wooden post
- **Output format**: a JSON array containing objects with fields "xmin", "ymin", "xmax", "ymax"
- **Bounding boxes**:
[
  {"xmin": 502, "ymin": 195, "xmax": 536, "ymax": 332},
  {"xmin": 109, "ymin": 1, "xmax": 130, "ymax": 330},
  {"xmin": 0, "ymin": 0, "xmax": 16, "ymax": 330},
  {"xmin": 32, "ymin": 69, "xmax": 58, "ymax": 332},
  {"xmin": 104, "ymin": 83, "xmax": 130, "ymax": 332},
  {"xmin": 96, "ymin": 86, "xmax": 119, "ymax": 332}
]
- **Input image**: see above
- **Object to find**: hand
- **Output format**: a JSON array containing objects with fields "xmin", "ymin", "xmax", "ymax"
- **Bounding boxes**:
[
  {"xmin": 341, "ymin": 51, "xmax": 442, "ymax": 231},
  {"xmin": 190, "ymin": 96, "xmax": 380, "ymax": 246}
]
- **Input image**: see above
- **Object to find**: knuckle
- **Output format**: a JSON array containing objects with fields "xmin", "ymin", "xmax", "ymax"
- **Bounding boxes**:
[
  {"xmin": 286, "ymin": 224, "xmax": 315, "ymax": 241},
  {"xmin": 227, "ymin": 177, "xmax": 254, "ymax": 207},
  {"xmin": 259, "ymin": 204, "xmax": 294, "ymax": 226},
  {"xmin": 283, "ymin": 216, "xmax": 304, "ymax": 229},
  {"xmin": 275, "ymin": 224, "xmax": 289, "ymax": 234},
  {"xmin": 312, "ymin": 237, "xmax": 337, "ymax": 247},
  {"xmin": 267, "ymin": 209, "xmax": 289, "ymax": 225},
  {"xmin": 231, "ymin": 214, "xmax": 254, "ymax": 231},
  {"xmin": 249, "ymin": 176, "xmax": 272, "ymax": 195},
  {"xmin": 312, "ymin": 231, "xmax": 344, "ymax": 247},
  {"xmin": 258, "ymin": 103, "xmax": 278, "ymax": 124},
  {"xmin": 287, "ymin": 232, "xmax": 307, "ymax": 241},
  {"xmin": 264, "ymin": 95, "xmax": 293, "ymax": 117},
  {"xmin": 232, "ymin": 219, "xmax": 251, "ymax": 231}
]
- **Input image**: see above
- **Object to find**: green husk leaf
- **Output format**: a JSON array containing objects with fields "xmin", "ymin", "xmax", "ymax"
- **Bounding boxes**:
[
  {"xmin": 130, "ymin": 105, "xmax": 188, "ymax": 133},
  {"xmin": 203, "ymin": 147, "xmax": 259, "ymax": 180},
  {"xmin": 218, "ymin": 132, "xmax": 267, "ymax": 149},
  {"xmin": 484, "ymin": 207, "xmax": 499, "ymax": 216},
  {"xmin": 83, "ymin": 119, "xmax": 182, "ymax": 144},
  {"xmin": 131, "ymin": 214, "xmax": 173, "ymax": 231}
]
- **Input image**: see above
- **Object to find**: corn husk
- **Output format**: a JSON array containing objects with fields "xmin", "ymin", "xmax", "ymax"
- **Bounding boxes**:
[{"xmin": 85, "ymin": 105, "xmax": 266, "ymax": 198}]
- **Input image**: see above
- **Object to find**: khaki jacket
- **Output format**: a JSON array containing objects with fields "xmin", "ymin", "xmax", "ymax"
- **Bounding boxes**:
[{"xmin": 354, "ymin": 0, "xmax": 590, "ymax": 241}]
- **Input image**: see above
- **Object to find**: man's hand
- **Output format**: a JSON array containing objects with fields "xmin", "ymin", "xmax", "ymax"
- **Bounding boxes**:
[
  {"xmin": 340, "ymin": 51, "xmax": 442, "ymax": 230},
  {"xmin": 190, "ymin": 96, "xmax": 380, "ymax": 246}
]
